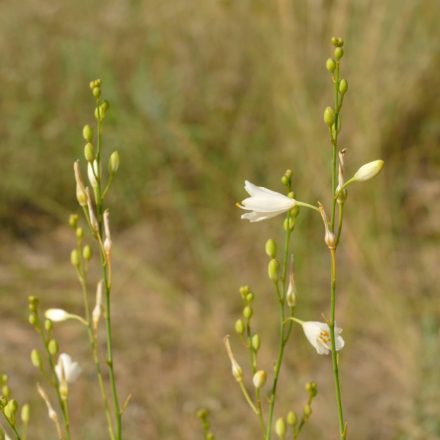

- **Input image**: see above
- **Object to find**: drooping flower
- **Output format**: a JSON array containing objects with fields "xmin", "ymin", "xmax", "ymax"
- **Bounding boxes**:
[
  {"xmin": 55, "ymin": 353, "xmax": 81, "ymax": 384},
  {"xmin": 300, "ymin": 320, "xmax": 345, "ymax": 355},
  {"xmin": 239, "ymin": 181, "xmax": 296, "ymax": 222},
  {"xmin": 45, "ymin": 309, "xmax": 70, "ymax": 322}
]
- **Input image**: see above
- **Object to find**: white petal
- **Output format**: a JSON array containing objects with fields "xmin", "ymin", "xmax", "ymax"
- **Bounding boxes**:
[
  {"xmin": 45, "ymin": 309, "xmax": 69, "ymax": 322},
  {"xmin": 241, "ymin": 210, "xmax": 287, "ymax": 222},
  {"xmin": 241, "ymin": 195, "xmax": 295, "ymax": 213}
]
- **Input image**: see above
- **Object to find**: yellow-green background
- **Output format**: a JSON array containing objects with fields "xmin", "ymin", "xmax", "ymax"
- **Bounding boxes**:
[{"xmin": 0, "ymin": 0, "xmax": 439, "ymax": 438}]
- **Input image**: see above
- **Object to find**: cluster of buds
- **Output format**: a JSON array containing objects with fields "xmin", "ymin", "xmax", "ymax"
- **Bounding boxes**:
[
  {"xmin": 196, "ymin": 409, "xmax": 216, "ymax": 440},
  {"xmin": 0, "ymin": 375, "xmax": 30, "ymax": 438}
]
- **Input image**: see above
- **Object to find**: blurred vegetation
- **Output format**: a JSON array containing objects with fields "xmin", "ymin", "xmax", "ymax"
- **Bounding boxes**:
[{"xmin": 0, "ymin": 0, "xmax": 439, "ymax": 438}]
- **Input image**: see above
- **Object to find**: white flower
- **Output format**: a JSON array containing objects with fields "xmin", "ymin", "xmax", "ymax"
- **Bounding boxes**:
[
  {"xmin": 45, "ymin": 309, "xmax": 70, "ymax": 322},
  {"xmin": 239, "ymin": 180, "xmax": 296, "ymax": 222},
  {"xmin": 55, "ymin": 353, "xmax": 81, "ymax": 384},
  {"xmin": 352, "ymin": 160, "xmax": 384, "ymax": 182},
  {"xmin": 301, "ymin": 321, "xmax": 345, "ymax": 355}
]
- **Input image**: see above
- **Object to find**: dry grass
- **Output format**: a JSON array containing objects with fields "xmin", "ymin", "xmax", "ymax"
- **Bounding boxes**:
[{"xmin": 0, "ymin": 0, "xmax": 439, "ymax": 438}]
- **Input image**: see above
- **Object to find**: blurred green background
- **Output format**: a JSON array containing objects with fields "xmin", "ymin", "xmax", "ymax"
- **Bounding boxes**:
[{"xmin": 0, "ymin": 0, "xmax": 439, "ymax": 438}]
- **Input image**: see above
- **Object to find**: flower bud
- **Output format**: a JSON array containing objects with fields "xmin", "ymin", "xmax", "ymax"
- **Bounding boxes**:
[
  {"xmin": 352, "ymin": 160, "xmax": 384, "ymax": 182},
  {"xmin": 287, "ymin": 411, "xmax": 297, "ymax": 426},
  {"xmin": 243, "ymin": 306, "xmax": 253, "ymax": 319},
  {"xmin": 2, "ymin": 385, "xmax": 10, "ymax": 399},
  {"xmin": 76, "ymin": 227, "xmax": 84, "ymax": 239},
  {"xmin": 45, "ymin": 309, "xmax": 70, "ymax": 322},
  {"xmin": 334, "ymin": 47, "xmax": 344, "ymax": 60},
  {"xmin": 109, "ymin": 151, "xmax": 120, "ymax": 174},
  {"xmin": 92, "ymin": 86, "xmax": 101, "ymax": 98},
  {"xmin": 44, "ymin": 319, "xmax": 53, "ymax": 332},
  {"xmin": 252, "ymin": 370, "xmax": 267, "ymax": 389},
  {"xmin": 245, "ymin": 292, "xmax": 254, "ymax": 303},
  {"xmin": 68, "ymin": 214, "xmax": 78, "ymax": 229},
  {"xmin": 28, "ymin": 313, "xmax": 38, "ymax": 326},
  {"xmin": 21, "ymin": 404, "xmax": 30, "ymax": 424},
  {"xmin": 48, "ymin": 339, "xmax": 59, "ymax": 356},
  {"xmin": 286, "ymin": 273, "xmax": 296, "ymax": 307},
  {"xmin": 239, "ymin": 285, "xmax": 249, "ymax": 298},
  {"xmin": 82, "ymin": 244, "xmax": 92, "ymax": 261},
  {"xmin": 265, "ymin": 239, "xmax": 277, "ymax": 258},
  {"xmin": 303, "ymin": 404, "xmax": 312, "ymax": 418},
  {"xmin": 251, "ymin": 334, "xmax": 261, "ymax": 352},
  {"xmin": 339, "ymin": 79, "xmax": 348, "ymax": 95},
  {"xmin": 84, "ymin": 143, "xmax": 95, "ymax": 162},
  {"xmin": 92, "ymin": 281, "xmax": 103, "ymax": 330},
  {"xmin": 323, "ymin": 107, "xmax": 336, "ymax": 126},
  {"xmin": 70, "ymin": 249, "xmax": 80, "ymax": 268},
  {"xmin": 275, "ymin": 417, "xmax": 286, "ymax": 438},
  {"xmin": 326, "ymin": 58, "xmax": 336, "ymax": 73},
  {"xmin": 82, "ymin": 125, "xmax": 93, "ymax": 142},
  {"xmin": 268, "ymin": 259, "xmax": 279, "ymax": 282},
  {"xmin": 234, "ymin": 319, "xmax": 244, "ymax": 335},
  {"xmin": 4, "ymin": 399, "xmax": 17, "ymax": 424},
  {"xmin": 100, "ymin": 100, "xmax": 110, "ymax": 113},
  {"xmin": 306, "ymin": 381, "xmax": 318, "ymax": 398}
]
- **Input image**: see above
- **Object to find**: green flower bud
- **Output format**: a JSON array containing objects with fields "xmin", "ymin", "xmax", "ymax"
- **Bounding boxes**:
[
  {"xmin": 306, "ymin": 381, "xmax": 318, "ymax": 398},
  {"xmin": 239, "ymin": 285, "xmax": 249, "ymax": 298},
  {"xmin": 251, "ymin": 334, "xmax": 261, "ymax": 352},
  {"xmin": 265, "ymin": 239, "xmax": 277, "ymax": 259},
  {"xmin": 28, "ymin": 313, "xmax": 38, "ymax": 326},
  {"xmin": 196, "ymin": 408, "xmax": 208, "ymax": 420},
  {"xmin": 2, "ymin": 385, "xmax": 10, "ymax": 399},
  {"xmin": 84, "ymin": 143, "xmax": 95, "ymax": 162},
  {"xmin": 303, "ymin": 404, "xmax": 312, "ymax": 418},
  {"xmin": 245, "ymin": 292, "xmax": 254, "ymax": 303},
  {"xmin": 44, "ymin": 319, "xmax": 53, "ymax": 332},
  {"xmin": 275, "ymin": 417, "xmax": 286, "ymax": 438},
  {"xmin": 234, "ymin": 319, "xmax": 245, "ymax": 335},
  {"xmin": 82, "ymin": 245, "xmax": 92, "ymax": 261},
  {"xmin": 1, "ymin": 374, "xmax": 8, "ymax": 385},
  {"xmin": 48, "ymin": 339, "xmax": 59, "ymax": 356},
  {"xmin": 92, "ymin": 87, "xmax": 101, "ymax": 98},
  {"xmin": 68, "ymin": 214, "xmax": 79, "ymax": 229},
  {"xmin": 280, "ymin": 175, "xmax": 289, "ymax": 186},
  {"xmin": 323, "ymin": 107, "xmax": 336, "ymax": 127},
  {"xmin": 339, "ymin": 79, "xmax": 348, "ymax": 95},
  {"xmin": 287, "ymin": 411, "xmax": 297, "ymax": 426},
  {"xmin": 75, "ymin": 227, "xmax": 84, "ymax": 239},
  {"xmin": 21, "ymin": 404, "xmax": 30, "ymax": 424},
  {"xmin": 252, "ymin": 370, "xmax": 267, "ymax": 389},
  {"xmin": 94, "ymin": 107, "xmax": 104, "ymax": 121},
  {"xmin": 28, "ymin": 296, "xmax": 38, "ymax": 309},
  {"xmin": 326, "ymin": 58, "xmax": 336, "ymax": 73},
  {"xmin": 334, "ymin": 47, "xmax": 344, "ymax": 60},
  {"xmin": 70, "ymin": 249, "xmax": 80, "ymax": 268},
  {"xmin": 82, "ymin": 125, "xmax": 93, "ymax": 142},
  {"xmin": 100, "ymin": 100, "xmax": 110, "ymax": 113},
  {"xmin": 268, "ymin": 259, "xmax": 279, "ymax": 282},
  {"xmin": 4, "ymin": 399, "xmax": 17, "ymax": 424},
  {"xmin": 243, "ymin": 306, "xmax": 253, "ymax": 319},
  {"xmin": 109, "ymin": 151, "xmax": 120, "ymax": 174},
  {"xmin": 290, "ymin": 205, "xmax": 300, "ymax": 218},
  {"xmin": 331, "ymin": 37, "xmax": 344, "ymax": 47}
]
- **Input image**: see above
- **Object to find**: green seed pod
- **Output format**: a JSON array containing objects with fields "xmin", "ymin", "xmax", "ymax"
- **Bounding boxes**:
[
  {"xmin": 234, "ymin": 319, "xmax": 245, "ymax": 335},
  {"xmin": 70, "ymin": 249, "xmax": 80, "ymax": 268},
  {"xmin": 265, "ymin": 239, "xmax": 277, "ymax": 259},
  {"xmin": 339, "ymin": 79, "xmax": 348, "ymax": 95},
  {"xmin": 287, "ymin": 411, "xmax": 297, "ymax": 426},
  {"xmin": 82, "ymin": 245, "xmax": 93, "ymax": 261},
  {"xmin": 21, "ymin": 404, "xmax": 30, "ymax": 424},
  {"xmin": 326, "ymin": 58, "xmax": 336, "ymax": 73},
  {"xmin": 334, "ymin": 47, "xmax": 344, "ymax": 60},
  {"xmin": 109, "ymin": 151, "xmax": 120, "ymax": 174},
  {"xmin": 75, "ymin": 227, "xmax": 84, "ymax": 239},
  {"xmin": 92, "ymin": 86, "xmax": 101, "ymax": 98},
  {"xmin": 2, "ymin": 385, "xmax": 10, "ymax": 399},
  {"xmin": 243, "ymin": 306, "xmax": 253, "ymax": 319},
  {"xmin": 84, "ymin": 143, "xmax": 95, "ymax": 162},
  {"xmin": 268, "ymin": 259, "xmax": 279, "ymax": 282},
  {"xmin": 48, "ymin": 339, "xmax": 59, "ymax": 356},
  {"xmin": 303, "ymin": 404, "xmax": 312, "ymax": 418},
  {"xmin": 275, "ymin": 417, "xmax": 286, "ymax": 438},
  {"xmin": 323, "ymin": 106, "xmax": 336, "ymax": 126},
  {"xmin": 82, "ymin": 125, "xmax": 93, "ymax": 142},
  {"xmin": 44, "ymin": 319, "xmax": 53, "ymax": 332},
  {"xmin": 251, "ymin": 334, "xmax": 261, "ymax": 352},
  {"xmin": 68, "ymin": 214, "xmax": 79, "ymax": 229}
]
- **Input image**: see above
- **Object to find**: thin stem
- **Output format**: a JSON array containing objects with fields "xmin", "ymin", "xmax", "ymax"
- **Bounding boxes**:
[
  {"xmin": 2, "ymin": 413, "xmax": 22, "ymax": 440},
  {"xmin": 238, "ymin": 381, "xmax": 259, "ymax": 414},
  {"xmin": 329, "ymin": 249, "xmax": 345, "ymax": 438},
  {"xmin": 335, "ymin": 203, "xmax": 344, "ymax": 246},
  {"xmin": 295, "ymin": 201, "xmax": 320, "ymax": 213}
]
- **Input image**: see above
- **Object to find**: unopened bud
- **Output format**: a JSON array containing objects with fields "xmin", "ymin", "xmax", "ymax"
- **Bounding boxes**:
[
  {"xmin": 70, "ymin": 249, "xmax": 80, "ymax": 268},
  {"xmin": 68, "ymin": 214, "xmax": 78, "ymax": 229},
  {"xmin": 82, "ymin": 125, "xmax": 93, "ymax": 142},
  {"xmin": 76, "ymin": 227, "xmax": 84, "ymax": 239},
  {"xmin": 268, "ymin": 259, "xmax": 279, "ymax": 282},
  {"xmin": 92, "ymin": 280, "xmax": 103, "ymax": 330},
  {"xmin": 243, "ymin": 306, "xmax": 253, "ymax": 319},
  {"xmin": 323, "ymin": 107, "xmax": 336, "ymax": 126},
  {"xmin": 4, "ymin": 399, "xmax": 17, "ymax": 424},
  {"xmin": 287, "ymin": 411, "xmax": 297, "ymax": 426},
  {"xmin": 252, "ymin": 370, "xmax": 267, "ymax": 389},
  {"xmin": 251, "ymin": 334, "xmax": 261, "ymax": 352},
  {"xmin": 103, "ymin": 210, "xmax": 112, "ymax": 256},
  {"xmin": 92, "ymin": 87, "xmax": 101, "ymax": 98},
  {"xmin": 334, "ymin": 47, "xmax": 344, "ymax": 60},
  {"xmin": 31, "ymin": 349, "xmax": 42, "ymax": 368},
  {"xmin": 45, "ymin": 309, "xmax": 70, "ymax": 323},
  {"xmin": 48, "ymin": 339, "xmax": 59, "ymax": 356},
  {"xmin": 21, "ymin": 404, "xmax": 30, "ymax": 424},
  {"xmin": 265, "ymin": 239, "xmax": 276, "ymax": 258},
  {"xmin": 82, "ymin": 244, "xmax": 92, "ymax": 261},
  {"xmin": 44, "ymin": 319, "xmax": 53, "ymax": 331},
  {"xmin": 352, "ymin": 160, "xmax": 384, "ymax": 182},
  {"xmin": 84, "ymin": 143, "xmax": 95, "ymax": 162},
  {"xmin": 326, "ymin": 58, "xmax": 336, "ymax": 73},
  {"xmin": 339, "ymin": 79, "xmax": 348, "ymax": 95},
  {"xmin": 28, "ymin": 313, "xmax": 38, "ymax": 326},
  {"xmin": 245, "ymin": 292, "xmax": 254, "ymax": 303},
  {"xmin": 109, "ymin": 151, "xmax": 120, "ymax": 174},
  {"xmin": 286, "ymin": 273, "xmax": 296, "ymax": 307},
  {"xmin": 2, "ymin": 385, "xmax": 10, "ymax": 399},
  {"xmin": 239, "ymin": 285, "xmax": 249, "ymax": 298},
  {"xmin": 100, "ymin": 100, "xmax": 110, "ymax": 113},
  {"xmin": 306, "ymin": 381, "xmax": 318, "ymax": 398},
  {"xmin": 234, "ymin": 319, "xmax": 244, "ymax": 335},
  {"xmin": 275, "ymin": 417, "xmax": 286, "ymax": 438}
]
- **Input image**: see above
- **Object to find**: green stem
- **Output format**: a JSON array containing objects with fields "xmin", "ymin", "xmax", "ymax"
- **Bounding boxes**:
[
  {"xmin": 2, "ymin": 412, "xmax": 22, "ymax": 440},
  {"xmin": 329, "ymin": 249, "xmax": 345, "ymax": 439},
  {"xmin": 335, "ymin": 203, "xmax": 344, "ymax": 246}
]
